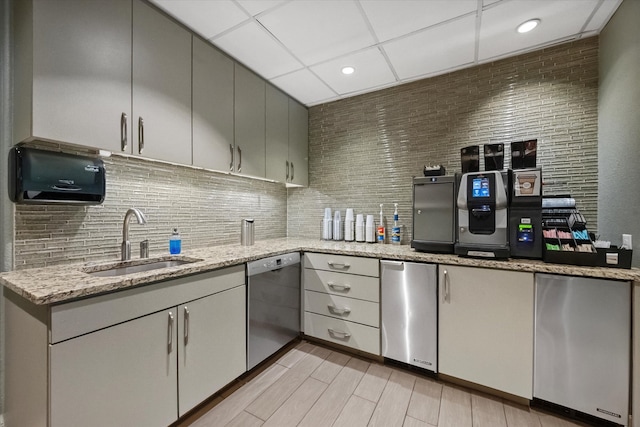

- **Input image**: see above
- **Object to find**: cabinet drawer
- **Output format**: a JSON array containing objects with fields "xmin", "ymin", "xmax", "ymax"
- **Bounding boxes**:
[
  {"xmin": 304, "ymin": 268, "xmax": 379, "ymax": 302},
  {"xmin": 304, "ymin": 290, "xmax": 379, "ymax": 327},
  {"xmin": 304, "ymin": 253, "xmax": 379, "ymax": 277},
  {"xmin": 304, "ymin": 312, "xmax": 380, "ymax": 355},
  {"xmin": 50, "ymin": 265, "xmax": 244, "ymax": 343}
]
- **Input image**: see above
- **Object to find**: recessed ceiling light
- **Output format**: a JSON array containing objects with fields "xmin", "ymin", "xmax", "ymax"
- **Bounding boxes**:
[
  {"xmin": 341, "ymin": 66, "xmax": 355, "ymax": 75},
  {"xmin": 517, "ymin": 19, "xmax": 541, "ymax": 34}
]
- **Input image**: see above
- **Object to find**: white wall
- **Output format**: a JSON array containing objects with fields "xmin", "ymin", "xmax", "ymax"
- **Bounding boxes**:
[{"xmin": 598, "ymin": 0, "xmax": 640, "ymax": 267}]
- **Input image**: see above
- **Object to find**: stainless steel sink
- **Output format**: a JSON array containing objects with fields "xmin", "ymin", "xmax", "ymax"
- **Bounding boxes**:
[{"xmin": 85, "ymin": 258, "xmax": 200, "ymax": 277}]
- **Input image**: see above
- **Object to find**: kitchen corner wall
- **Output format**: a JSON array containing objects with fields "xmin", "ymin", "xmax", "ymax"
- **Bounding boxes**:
[
  {"xmin": 14, "ymin": 153, "xmax": 287, "ymax": 269},
  {"xmin": 288, "ymin": 37, "xmax": 599, "ymax": 242}
]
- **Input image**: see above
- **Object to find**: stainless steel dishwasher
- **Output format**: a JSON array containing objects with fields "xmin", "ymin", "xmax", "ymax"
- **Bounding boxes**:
[
  {"xmin": 534, "ymin": 273, "xmax": 630, "ymax": 426},
  {"xmin": 246, "ymin": 252, "xmax": 301, "ymax": 370},
  {"xmin": 380, "ymin": 260, "xmax": 438, "ymax": 372}
]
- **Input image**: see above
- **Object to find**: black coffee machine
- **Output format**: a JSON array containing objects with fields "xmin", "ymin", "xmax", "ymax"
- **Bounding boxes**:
[{"xmin": 509, "ymin": 168, "xmax": 543, "ymax": 258}]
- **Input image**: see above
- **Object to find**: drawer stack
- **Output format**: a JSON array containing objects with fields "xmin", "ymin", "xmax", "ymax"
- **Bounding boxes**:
[{"xmin": 303, "ymin": 253, "xmax": 380, "ymax": 355}]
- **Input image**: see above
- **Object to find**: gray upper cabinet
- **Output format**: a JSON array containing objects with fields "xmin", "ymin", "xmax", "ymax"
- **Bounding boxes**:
[
  {"xmin": 266, "ymin": 85, "xmax": 290, "ymax": 182},
  {"xmin": 288, "ymin": 99, "xmax": 309, "ymax": 186},
  {"xmin": 13, "ymin": 0, "xmax": 132, "ymax": 151},
  {"xmin": 234, "ymin": 65, "xmax": 266, "ymax": 177},
  {"xmin": 192, "ymin": 37, "xmax": 235, "ymax": 172},
  {"xmin": 132, "ymin": 0, "xmax": 192, "ymax": 165}
]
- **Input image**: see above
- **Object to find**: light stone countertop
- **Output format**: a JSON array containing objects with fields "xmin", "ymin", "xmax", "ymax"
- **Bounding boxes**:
[{"xmin": 1, "ymin": 237, "xmax": 638, "ymax": 305}]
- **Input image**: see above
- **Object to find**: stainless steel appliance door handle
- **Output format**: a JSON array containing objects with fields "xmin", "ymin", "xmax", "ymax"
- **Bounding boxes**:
[
  {"xmin": 120, "ymin": 112, "xmax": 128, "ymax": 151},
  {"xmin": 286, "ymin": 160, "xmax": 289, "ymax": 180},
  {"xmin": 184, "ymin": 306, "xmax": 190, "ymax": 345},
  {"xmin": 328, "ymin": 328, "xmax": 351, "ymax": 339},
  {"xmin": 138, "ymin": 117, "xmax": 144, "ymax": 154},
  {"xmin": 443, "ymin": 269, "xmax": 450, "ymax": 303},
  {"xmin": 237, "ymin": 145, "xmax": 242, "ymax": 173},
  {"xmin": 229, "ymin": 144, "xmax": 234, "ymax": 171},
  {"xmin": 290, "ymin": 162, "xmax": 294, "ymax": 181},
  {"xmin": 327, "ymin": 261, "xmax": 350, "ymax": 269},
  {"xmin": 167, "ymin": 311, "xmax": 174, "ymax": 353},
  {"xmin": 327, "ymin": 304, "xmax": 351, "ymax": 315},
  {"xmin": 327, "ymin": 282, "xmax": 351, "ymax": 292}
]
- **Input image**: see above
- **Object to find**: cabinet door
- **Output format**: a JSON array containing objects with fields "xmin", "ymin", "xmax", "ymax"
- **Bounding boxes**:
[
  {"xmin": 288, "ymin": 98, "xmax": 309, "ymax": 186},
  {"xmin": 178, "ymin": 285, "xmax": 246, "ymax": 416},
  {"xmin": 438, "ymin": 266, "xmax": 534, "ymax": 399},
  {"xmin": 132, "ymin": 0, "xmax": 192, "ymax": 164},
  {"xmin": 234, "ymin": 64, "xmax": 266, "ymax": 177},
  {"xmin": 192, "ymin": 37, "xmax": 235, "ymax": 171},
  {"xmin": 50, "ymin": 308, "xmax": 178, "ymax": 427},
  {"xmin": 18, "ymin": 0, "xmax": 131, "ymax": 151},
  {"xmin": 266, "ymin": 84, "xmax": 289, "ymax": 182}
]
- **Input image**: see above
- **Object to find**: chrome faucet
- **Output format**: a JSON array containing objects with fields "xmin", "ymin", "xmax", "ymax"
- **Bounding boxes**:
[{"xmin": 121, "ymin": 208, "xmax": 147, "ymax": 261}]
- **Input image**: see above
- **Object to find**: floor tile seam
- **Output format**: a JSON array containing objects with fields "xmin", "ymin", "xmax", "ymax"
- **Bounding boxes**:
[{"xmin": 264, "ymin": 377, "xmax": 329, "ymax": 427}]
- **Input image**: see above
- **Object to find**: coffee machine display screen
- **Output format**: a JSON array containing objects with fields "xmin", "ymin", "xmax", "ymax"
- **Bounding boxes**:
[{"xmin": 472, "ymin": 177, "xmax": 490, "ymax": 198}]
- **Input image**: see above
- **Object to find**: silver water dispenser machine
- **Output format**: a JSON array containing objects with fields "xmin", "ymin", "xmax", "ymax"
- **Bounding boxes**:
[{"xmin": 455, "ymin": 170, "xmax": 511, "ymax": 258}]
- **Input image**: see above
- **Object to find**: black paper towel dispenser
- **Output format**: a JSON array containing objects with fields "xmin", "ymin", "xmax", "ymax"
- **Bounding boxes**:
[{"xmin": 8, "ymin": 145, "xmax": 106, "ymax": 204}]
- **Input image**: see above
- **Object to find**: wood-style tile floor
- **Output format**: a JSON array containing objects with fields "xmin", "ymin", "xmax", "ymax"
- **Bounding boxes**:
[{"xmin": 179, "ymin": 341, "xmax": 589, "ymax": 427}]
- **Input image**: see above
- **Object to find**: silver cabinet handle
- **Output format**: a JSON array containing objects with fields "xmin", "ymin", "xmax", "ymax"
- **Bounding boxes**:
[
  {"xmin": 229, "ymin": 144, "xmax": 234, "ymax": 171},
  {"xmin": 167, "ymin": 311, "xmax": 174, "ymax": 353},
  {"xmin": 291, "ymin": 162, "xmax": 294, "ymax": 181},
  {"xmin": 328, "ymin": 304, "xmax": 351, "ymax": 315},
  {"xmin": 120, "ymin": 112, "xmax": 128, "ymax": 151},
  {"xmin": 327, "ymin": 282, "xmax": 351, "ymax": 292},
  {"xmin": 328, "ymin": 328, "xmax": 351, "ymax": 339},
  {"xmin": 443, "ymin": 269, "xmax": 450, "ymax": 303},
  {"xmin": 286, "ymin": 160, "xmax": 290, "ymax": 180},
  {"xmin": 184, "ymin": 306, "xmax": 190, "ymax": 345},
  {"xmin": 237, "ymin": 145, "xmax": 242, "ymax": 173},
  {"xmin": 138, "ymin": 116, "xmax": 144, "ymax": 154},
  {"xmin": 327, "ymin": 261, "xmax": 350, "ymax": 269}
]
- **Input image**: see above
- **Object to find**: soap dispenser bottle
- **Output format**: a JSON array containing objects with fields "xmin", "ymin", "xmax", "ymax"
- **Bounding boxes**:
[
  {"xmin": 170, "ymin": 228, "xmax": 181, "ymax": 254},
  {"xmin": 377, "ymin": 204, "xmax": 385, "ymax": 244},
  {"xmin": 391, "ymin": 203, "xmax": 401, "ymax": 245}
]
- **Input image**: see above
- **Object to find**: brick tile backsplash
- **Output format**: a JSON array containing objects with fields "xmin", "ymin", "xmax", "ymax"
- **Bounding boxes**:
[
  {"xmin": 288, "ymin": 37, "xmax": 599, "ymax": 243},
  {"xmin": 14, "ymin": 153, "xmax": 287, "ymax": 269}
]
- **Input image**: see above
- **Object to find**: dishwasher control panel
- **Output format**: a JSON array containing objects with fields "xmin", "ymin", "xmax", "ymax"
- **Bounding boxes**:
[{"xmin": 246, "ymin": 252, "xmax": 301, "ymax": 276}]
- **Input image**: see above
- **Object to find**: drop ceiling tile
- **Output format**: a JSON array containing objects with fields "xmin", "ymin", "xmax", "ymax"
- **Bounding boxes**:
[
  {"xmin": 151, "ymin": 0, "xmax": 248, "ymax": 39},
  {"xmin": 478, "ymin": 0, "xmax": 600, "ymax": 61},
  {"xmin": 270, "ymin": 69, "xmax": 337, "ymax": 105},
  {"xmin": 213, "ymin": 21, "xmax": 303, "ymax": 79},
  {"xmin": 360, "ymin": 0, "xmax": 477, "ymax": 42},
  {"xmin": 310, "ymin": 47, "xmax": 396, "ymax": 95},
  {"xmin": 584, "ymin": 0, "xmax": 623, "ymax": 32},
  {"xmin": 258, "ymin": 0, "xmax": 376, "ymax": 65},
  {"xmin": 237, "ymin": 0, "xmax": 286, "ymax": 17},
  {"xmin": 383, "ymin": 14, "xmax": 476, "ymax": 80}
]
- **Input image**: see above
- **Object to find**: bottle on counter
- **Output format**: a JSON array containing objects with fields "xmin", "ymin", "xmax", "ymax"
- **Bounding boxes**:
[
  {"xmin": 170, "ymin": 228, "xmax": 181, "ymax": 254},
  {"xmin": 377, "ymin": 204, "xmax": 385, "ymax": 244},
  {"xmin": 392, "ymin": 203, "xmax": 401, "ymax": 245}
]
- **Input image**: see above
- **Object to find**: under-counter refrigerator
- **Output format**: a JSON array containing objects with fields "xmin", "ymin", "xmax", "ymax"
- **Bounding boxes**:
[
  {"xmin": 381, "ymin": 260, "xmax": 438, "ymax": 372},
  {"xmin": 534, "ymin": 273, "xmax": 630, "ymax": 426}
]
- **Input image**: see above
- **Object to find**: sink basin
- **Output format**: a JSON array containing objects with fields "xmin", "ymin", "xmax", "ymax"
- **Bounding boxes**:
[{"xmin": 85, "ymin": 258, "xmax": 199, "ymax": 277}]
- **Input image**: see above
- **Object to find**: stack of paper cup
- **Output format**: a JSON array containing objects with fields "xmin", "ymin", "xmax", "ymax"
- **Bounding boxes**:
[
  {"xmin": 365, "ymin": 215, "xmax": 376, "ymax": 243},
  {"xmin": 344, "ymin": 209, "xmax": 355, "ymax": 242},
  {"xmin": 322, "ymin": 208, "xmax": 332, "ymax": 240},
  {"xmin": 333, "ymin": 211, "xmax": 343, "ymax": 241},
  {"xmin": 355, "ymin": 214, "xmax": 365, "ymax": 242}
]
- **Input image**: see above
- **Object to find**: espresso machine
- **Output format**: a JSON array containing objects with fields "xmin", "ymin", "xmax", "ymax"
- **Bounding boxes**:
[
  {"xmin": 455, "ymin": 170, "xmax": 511, "ymax": 258},
  {"xmin": 509, "ymin": 168, "xmax": 543, "ymax": 258}
]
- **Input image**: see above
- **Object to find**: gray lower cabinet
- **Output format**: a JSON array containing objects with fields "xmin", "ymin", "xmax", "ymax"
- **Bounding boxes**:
[
  {"xmin": 234, "ymin": 64, "xmax": 266, "ymax": 177},
  {"xmin": 3, "ymin": 266, "xmax": 246, "ymax": 427},
  {"xmin": 192, "ymin": 37, "xmax": 235, "ymax": 172},
  {"xmin": 13, "ymin": 0, "xmax": 132, "ymax": 151},
  {"xmin": 132, "ymin": 0, "xmax": 192, "ymax": 164}
]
